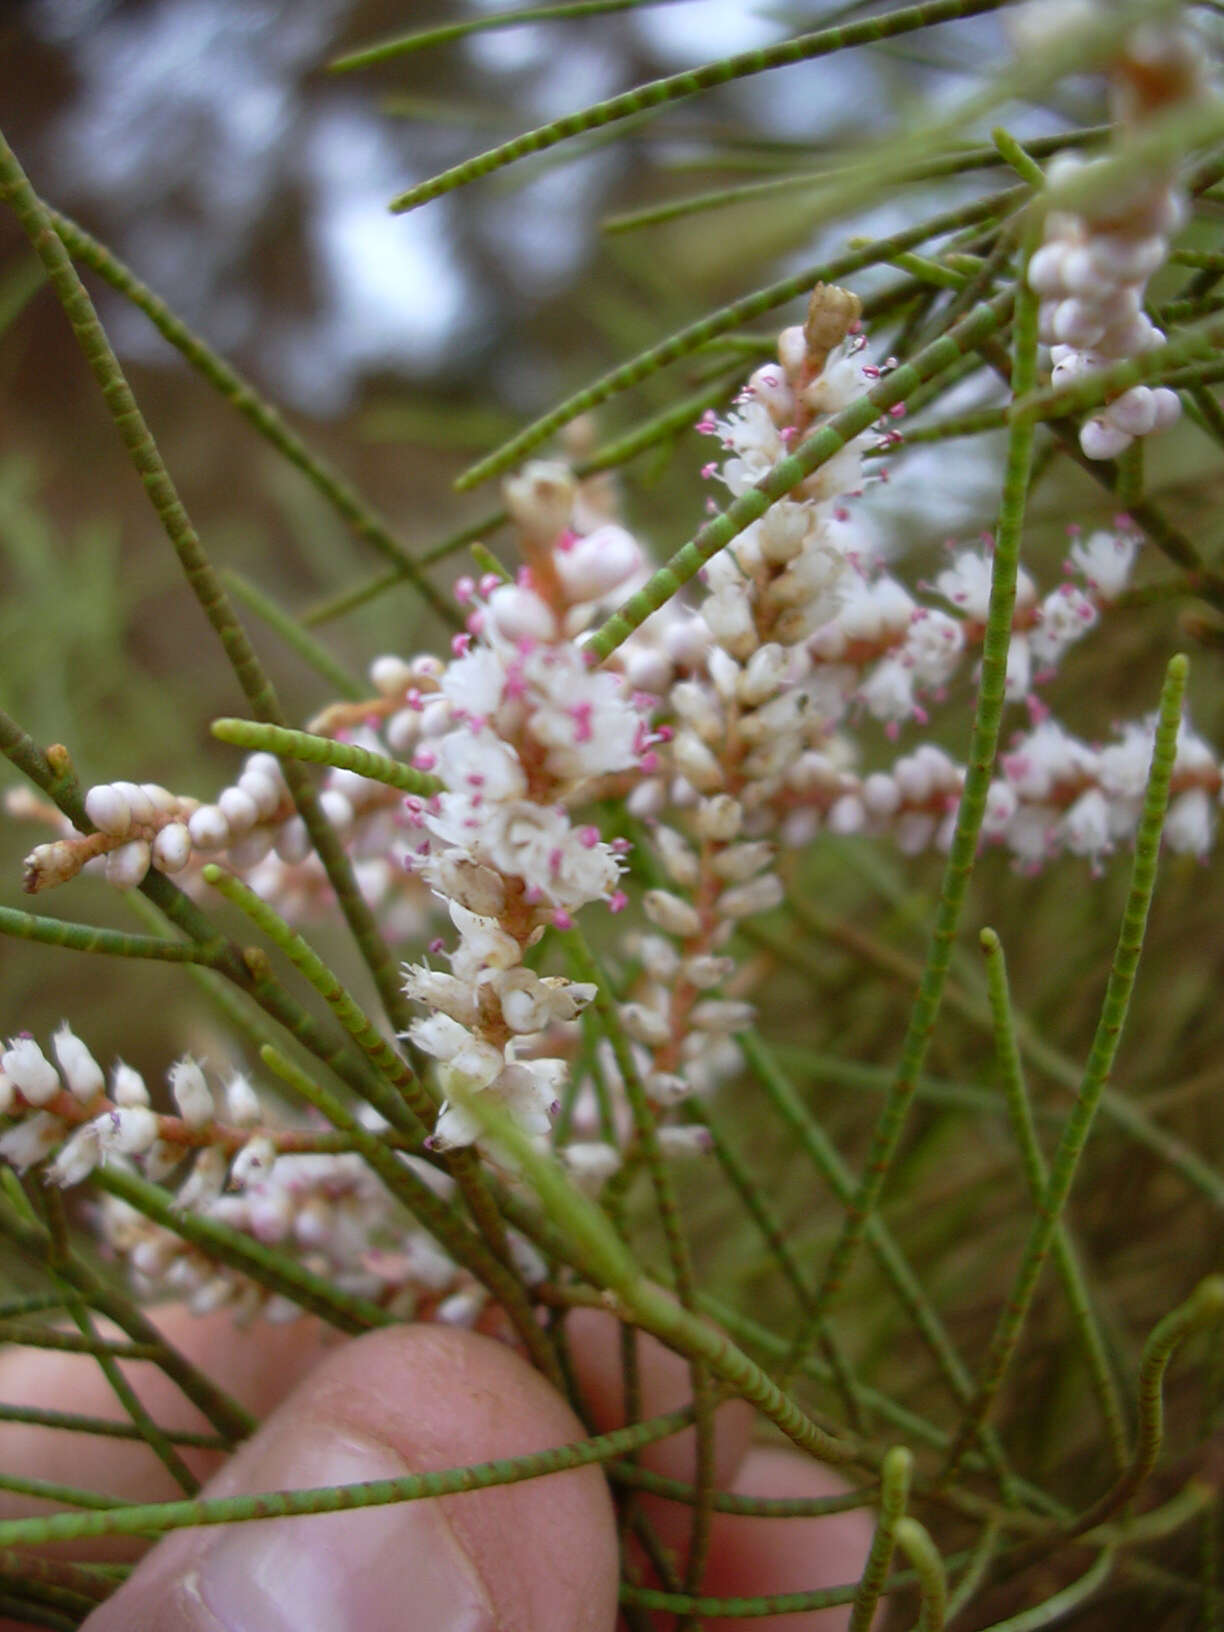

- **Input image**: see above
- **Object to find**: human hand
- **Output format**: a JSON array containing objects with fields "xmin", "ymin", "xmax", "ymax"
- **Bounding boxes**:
[{"xmin": 0, "ymin": 1307, "xmax": 872, "ymax": 1630}]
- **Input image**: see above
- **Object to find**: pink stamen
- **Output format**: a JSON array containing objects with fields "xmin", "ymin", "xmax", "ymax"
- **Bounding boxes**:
[
  {"xmin": 578, "ymin": 826, "xmax": 600, "ymax": 849},
  {"xmin": 552, "ymin": 910, "xmax": 574, "ymax": 931},
  {"xmin": 412, "ymin": 750, "xmax": 437, "ymax": 772},
  {"xmin": 608, "ymin": 890, "xmax": 629, "ymax": 914},
  {"xmin": 450, "ymin": 633, "xmax": 472, "ymax": 657},
  {"xmin": 454, "ymin": 575, "xmax": 476, "ymax": 603}
]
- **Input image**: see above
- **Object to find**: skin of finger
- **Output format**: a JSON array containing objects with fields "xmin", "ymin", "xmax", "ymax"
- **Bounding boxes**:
[
  {"xmin": 694, "ymin": 1444, "xmax": 876, "ymax": 1631},
  {"xmin": 79, "ymin": 1322, "xmax": 620, "ymax": 1632}
]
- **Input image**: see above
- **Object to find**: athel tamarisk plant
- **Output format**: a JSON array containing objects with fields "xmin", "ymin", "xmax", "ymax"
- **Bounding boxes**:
[{"xmin": 0, "ymin": 0, "xmax": 1223, "ymax": 1626}]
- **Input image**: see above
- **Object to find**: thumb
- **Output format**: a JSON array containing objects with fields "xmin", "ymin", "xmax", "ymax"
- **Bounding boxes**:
[{"xmin": 82, "ymin": 1323, "xmax": 619, "ymax": 1632}]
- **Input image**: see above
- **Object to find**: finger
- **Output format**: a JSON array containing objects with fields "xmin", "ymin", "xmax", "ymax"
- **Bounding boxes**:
[
  {"xmin": 695, "ymin": 1445, "xmax": 875, "ymax": 1631},
  {"xmin": 81, "ymin": 1322, "xmax": 619, "ymax": 1631}
]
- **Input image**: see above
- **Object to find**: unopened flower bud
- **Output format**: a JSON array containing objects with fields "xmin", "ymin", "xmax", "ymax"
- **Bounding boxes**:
[
  {"xmin": 717, "ymin": 874, "xmax": 785, "ymax": 919},
  {"xmin": 49, "ymin": 1123, "xmax": 101, "ymax": 1187},
  {"xmin": 2, "ymin": 1037, "xmax": 61, "ymax": 1105},
  {"xmin": 655, "ymin": 827, "xmax": 700, "ymax": 888},
  {"xmin": 85, "ymin": 784, "xmax": 132, "ymax": 837},
  {"xmin": 683, "ymin": 954, "xmax": 736, "ymax": 989},
  {"xmin": 711, "ymin": 841, "xmax": 772, "ymax": 883},
  {"xmin": 218, "ymin": 786, "xmax": 259, "ymax": 835},
  {"xmin": 643, "ymin": 890, "xmax": 702, "ymax": 939},
  {"xmin": 225, "ymin": 1074, "xmax": 262, "ymax": 1127},
  {"xmin": 690, "ymin": 999, "xmax": 755, "ymax": 1033},
  {"xmin": 170, "ymin": 1058, "xmax": 214, "ymax": 1129},
  {"xmin": 696, "ymin": 796, "xmax": 743, "ymax": 843},
  {"xmin": 188, "ymin": 805, "xmax": 230, "ymax": 851},
  {"xmin": 152, "ymin": 822, "xmax": 192, "ymax": 873},
  {"xmin": 95, "ymin": 1106, "xmax": 159, "ymax": 1158},
  {"xmin": 0, "ymin": 1111, "xmax": 65, "ymax": 1170},
  {"xmin": 111, "ymin": 1062, "xmax": 150, "ymax": 1107},
  {"xmin": 618, "ymin": 1003, "xmax": 671, "ymax": 1049},
  {"xmin": 230, "ymin": 1136, "xmax": 277, "ymax": 1189},
  {"xmin": 104, "ymin": 839, "xmax": 151, "ymax": 889},
  {"xmin": 53, "ymin": 1024, "xmax": 104, "ymax": 1103}
]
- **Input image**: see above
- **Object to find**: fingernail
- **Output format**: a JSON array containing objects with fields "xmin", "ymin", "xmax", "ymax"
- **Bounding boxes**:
[{"xmin": 194, "ymin": 1422, "xmax": 495, "ymax": 1631}]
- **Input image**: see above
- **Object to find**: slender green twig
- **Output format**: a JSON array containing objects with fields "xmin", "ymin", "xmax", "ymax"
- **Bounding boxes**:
[
  {"xmin": 803, "ymin": 228, "xmax": 1036, "ymax": 1329},
  {"xmin": 458, "ymin": 189, "xmax": 1024, "ymax": 489},
  {"xmin": 330, "ymin": 0, "xmax": 696, "ymax": 71},
  {"xmin": 389, "ymin": 0, "xmax": 1017, "ymax": 215},
  {"xmin": 45, "ymin": 206, "xmax": 457, "ymax": 627},
  {"xmin": 1065, "ymin": 1276, "xmax": 1224, "ymax": 1541},
  {"xmin": 0, "ymin": 906, "xmax": 222, "ymax": 965},
  {"xmin": 939, "ymin": 654, "xmax": 1190, "ymax": 1482},
  {"xmin": 0, "ymin": 131, "xmax": 413, "ymax": 1039},
  {"xmin": 567, "ymin": 930, "xmax": 716, "ymax": 1605},
  {"xmin": 849, "ymin": 1447, "xmax": 912, "ymax": 1632},
  {"xmin": 979, "ymin": 928, "xmax": 1129, "ymax": 1473},
  {"xmin": 210, "ymin": 718, "xmax": 443, "ymax": 795},
  {"xmin": 0, "ymin": 1198, "xmax": 254, "ymax": 1444},
  {"xmin": 896, "ymin": 1518, "xmax": 948, "ymax": 1631},
  {"xmin": 220, "ymin": 570, "xmax": 364, "ymax": 700},
  {"xmin": 0, "ymin": 1404, "xmax": 700, "ymax": 1549},
  {"xmin": 93, "ymin": 1167, "xmax": 392, "ymax": 1334}
]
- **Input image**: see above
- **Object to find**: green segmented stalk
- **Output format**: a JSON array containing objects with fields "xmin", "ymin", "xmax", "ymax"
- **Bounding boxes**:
[
  {"xmin": 459, "ymin": 187, "xmax": 1023, "ymax": 489},
  {"xmin": 849, "ymin": 1446, "xmax": 912, "ymax": 1632},
  {"xmin": 0, "ymin": 1199, "xmax": 255, "ymax": 1443},
  {"xmin": 210, "ymin": 718, "xmax": 444, "ymax": 795},
  {"xmin": 94, "ymin": 1166, "xmax": 392, "ymax": 1334},
  {"xmin": 0, "ymin": 1403, "xmax": 698, "ymax": 1550},
  {"xmin": 1065, "ymin": 1276, "xmax": 1224, "ymax": 1541},
  {"xmin": 0, "ymin": 1404, "xmax": 224, "ymax": 1450},
  {"xmin": 741, "ymin": 1034, "xmax": 1022, "ymax": 1500},
  {"xmin": 605, "ymin": 1462, "xmax": 876, "ymax": 1517},
  {"xmin": 940, "ymin": 654, "xmax": 1190, "ymax": 1483},
  {"xmin": 389, "ymin": 0, "xmax": 1015, "ymax": 215},
  {"xmin": 257, "ymin": 1044, "xmax": 563, "ymax": 1386},
  {"xmin": 601, "ymin": 126, "xmax": 1112, "ymax": 237},
  {"xmin": 0, "ymin": 1294, "xmax": 66, "ymax": 1320},
  {"xmin": 221, "ymin": 570, "xmax": 364, "ymax": 700},
  {"xmin": 977, "ymin": 1552, "xmax": 1113, "ymax": 1631},
  {"xmin": 691, "ymin": 1100, "xmax": 866, "ymax": 1432},
  {"xmin": 944, "ymin": 1520, "xmax": 1001, "ymax": 1623},
  {"xmin": 805, "ymin": 231, "xmax": 1038, "ymax": 1330},
  {"xmin": 44, "ymin": 207, "xmax": 457, "ymax": 629},
  {"xmin": 567, "ymin": 931, "xmax": 716, "ymax": 1605},
  {"xmin": 0, "ymin": 1326, "xmax": 162, "ymax": 1362},
  {"xmin": 0, "ymin": 136, "xmax": 415, "ymax": 1044},
  {"xmin": 895, "ymin": 1518, "xmax": 947, "ymax": 1630},
  {"xmin": 979, "ymin": 928, "xmax": 1129, "ymax": 1473},
  {"xmin": 58, "ymin": 1286, "xmax": 200, "ymax": 1497},
  {"xmin": 329, "ymin": 0, "xmax": 695, "ymax": 71},
  {"xmin": 201, "ymin": 865, "xmax": 431, "ymax": 1139},
  {"xmin": 0, "ymin": 906, "xmax": 221, "ymax": 965},
  {"xmin": 587, "ymin": 289, "xmax": 1014, "ymax": 661}
]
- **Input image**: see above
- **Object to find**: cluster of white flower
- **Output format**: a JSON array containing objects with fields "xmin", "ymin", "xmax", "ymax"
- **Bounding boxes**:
[
  {"xmin": 807, "ymin": 525, "xmax": 1138, "ymax": 733},
  {"xmin": 397, "ymin": 462, "xmax": 659, "ymax": 1153},
  {"xmin": 17, "ymin": 745, "xmax": 416, "ymax": 920},
  {"xmin": 984, "ymin": 715, "xmax": 1220, "ymax": 870},
  {"xmin": 1027, "ymin": 16, "xmax": 1207, "ymax": 461},
  {"xmin": 0, "ymin": 1026, "xmax": 506, "ymax": 1324}
]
